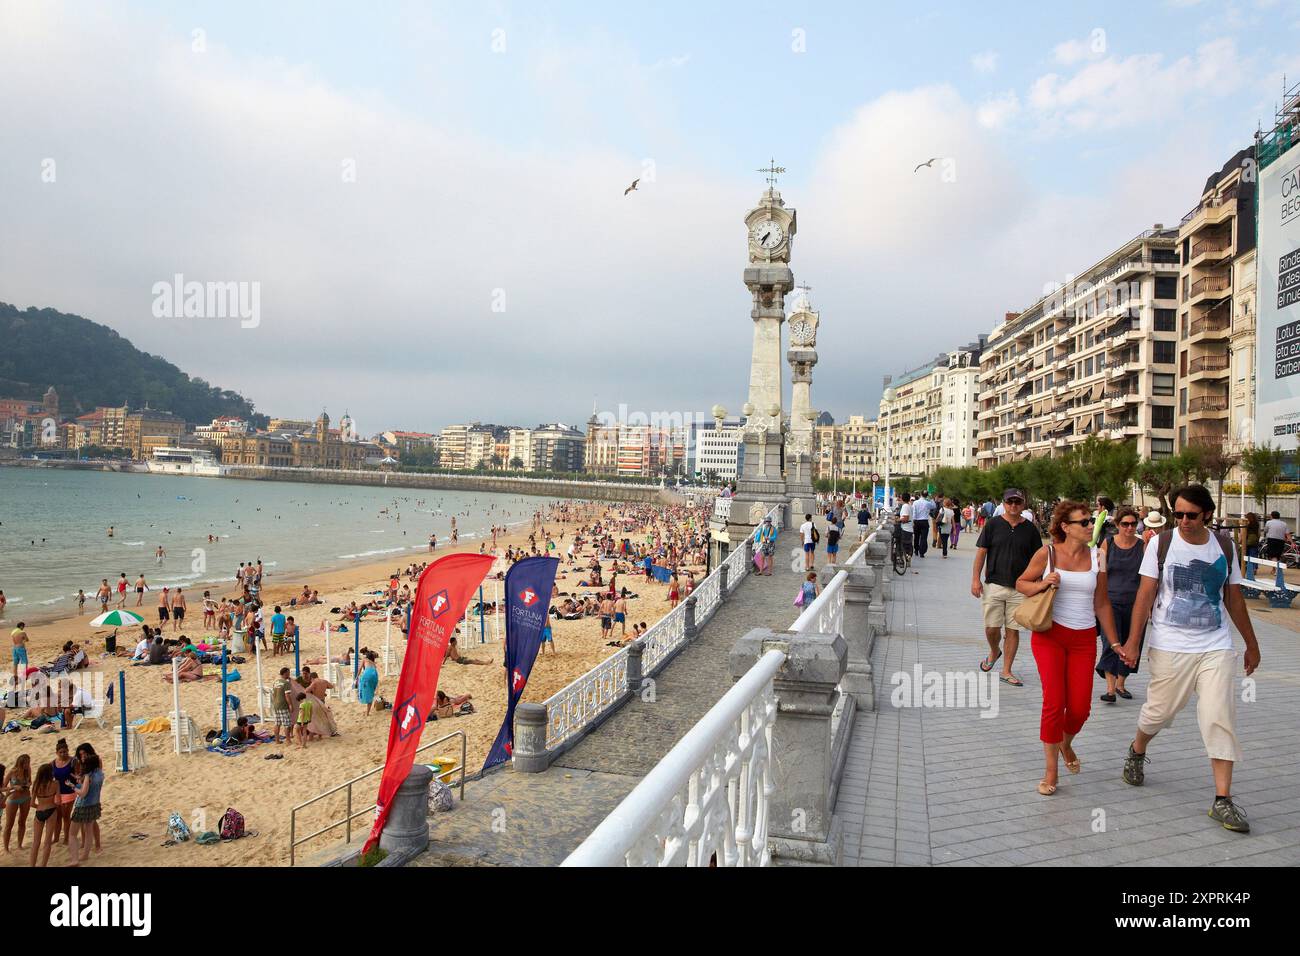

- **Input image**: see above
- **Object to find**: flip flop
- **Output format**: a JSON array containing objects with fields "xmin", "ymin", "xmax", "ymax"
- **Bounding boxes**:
[
  {"xmin": 1037, "ymin": 780, "xmax": 1057, "ymax": 796},
  {"xmin": 979, "ymin": 651, "xmax": 1002, "ymax": 673},
  {"xmin": 1000, "ymin": 674, "xmax": 1024, "ymax": 686}
]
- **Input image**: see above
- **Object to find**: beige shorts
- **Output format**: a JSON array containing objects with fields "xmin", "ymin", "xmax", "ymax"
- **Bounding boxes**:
[
  {"xmin": 1138, "ymin": 647, "xmax": 1240, "ymax": 762},
  {"xmin": 981, "ymin": 582, "xmax": 1024, "ymax": 630}
]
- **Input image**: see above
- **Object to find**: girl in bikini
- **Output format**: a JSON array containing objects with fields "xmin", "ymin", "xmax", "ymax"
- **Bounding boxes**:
[
  {"xmin": 3, "ymin": 753, "xmax": 32, "ymax": 853},
  {"xmin": 29, "ymin": 762, "xmax": 58, "ymax": 867}
]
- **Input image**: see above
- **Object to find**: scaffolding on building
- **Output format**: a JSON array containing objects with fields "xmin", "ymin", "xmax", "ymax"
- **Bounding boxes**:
[{"xmin": 1257, "ymin": 77, "xmax": 1300, "ymax": 171}]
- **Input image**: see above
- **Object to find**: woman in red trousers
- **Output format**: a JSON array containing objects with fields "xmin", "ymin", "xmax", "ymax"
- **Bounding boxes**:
[{"xmin": 1017, "ymin": 500, "xmax": 1122, "ymax": 796}]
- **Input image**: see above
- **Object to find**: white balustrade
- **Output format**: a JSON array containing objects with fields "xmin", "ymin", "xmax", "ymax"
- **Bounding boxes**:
[
  {"xmin": 545, "ymin": 649, "xmax": 630, "ymax": 750},
  {"xmin": 640, "ymin": 603, "xmax": 686, "ymax": 674},
  {"xmin": 563, "ymin": 648, "xmax": 784, "ymax": 867}
]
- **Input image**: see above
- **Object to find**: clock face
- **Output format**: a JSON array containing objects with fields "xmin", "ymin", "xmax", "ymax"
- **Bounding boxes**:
[
  {"xmin": 751, "ymin": 219, "xmax": 784, "ymax": 250},
  {"xmin": 789, "ymin": 318, "xmax": 813, "ymax": 345}
]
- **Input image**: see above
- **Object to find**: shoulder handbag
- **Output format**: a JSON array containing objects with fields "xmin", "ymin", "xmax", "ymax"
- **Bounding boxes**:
[{"xmin": 1013, "ymin": 544, "xmax": 1057, "ymax": 633}]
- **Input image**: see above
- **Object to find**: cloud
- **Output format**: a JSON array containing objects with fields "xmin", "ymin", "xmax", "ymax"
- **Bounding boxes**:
[
  {"xmin": 977, "ymin": 90, "xmax": 1021, "ymax": 129},
  {"xmin": 971, "ymin": 50, "xmax": 998, "ymax": 74},
  {"xmin": 1029, "ymin": 39, "xmax": 1246, "ymax": 132}
]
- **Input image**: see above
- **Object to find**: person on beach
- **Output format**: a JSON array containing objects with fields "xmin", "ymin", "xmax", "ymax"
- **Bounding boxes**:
[
  {"xmin": 1118, "ymin": 485, "xmax": 1261, "ymax": 834},
  {"xmin": 3, "ymin": 753, "xmax": 32, "ymax": 853},
  {"xmin": 134, "ymin": 574, "xmax": 148, "ymax": 607},
  {"xmin": 202, "ymin": 591, "xmax": 217, "ymax": 630},
  {"xmin": 172, "ymin": 587, "xmax": 186, "ymax": 632},
  {"xmin": 116, "ymin": 574, "xmax": 128, "ymax": 608},
  {"xmin": 10, "ymin": 622, "xmax": 29, "ymax": 681},
  {"xmin": 97, "ymin": 580, "xmax": 111, "ymax": 613},
  {"xmin": 270, "ymin": 606, "xmax": 287, "ymax": 654},
  {"xmin": 538, "ymin": 621, "xmax": 554, "ymax": 655},
  {"xmin": 294, "ymin": 693, "xmax": 312, "ymax": 749},
  {"xmin": 271, "ymin": 667, "xmax": 293, "ymax": 743},
  {"xmin": 971, "ymin": 488, "xmax": 1040, "ymax": 688},
  {"xmin": 28, "ymin": 762, "xmax": 58, "ymax": 867},
  {"xmin": 445, "ymin": 637, "xmax": 490, "ymax": 666},
  {"xmin": 68, "ymin": 747, "xmax": 102, "ymax": 863},
  {"xmin": 1017, "ymin": 500, "xmax": 1121, "ymax": 796},
  {"xmin": 50, "ymin": 740, "xmax": 75, "ymax": 848},
  {"xmin": 76, "ymin": 590, "xmax": 86, "ymax": 615},
  {"xmin": 1096, "ymin": 507, "xmax": 1146, "ymax": 703},
  {"xmin": 614, "ymin": 591, "xmax": 629, "ymax": 638},
  {"xmin": 156, "ymin": 587, "xmax": 171, "ymax": 626},
  {"xmin": 357, "ymin": 653, "xmax": 380, "ymax": 716},
  {"xmin": 431, "ymin": 690, "xmax": 473, "ymax": 719}
]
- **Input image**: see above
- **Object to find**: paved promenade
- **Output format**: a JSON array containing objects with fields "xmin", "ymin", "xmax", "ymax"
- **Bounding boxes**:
[{"xmin": 835, "ymin": 538, "xmax": 1300, "ymax": 867}]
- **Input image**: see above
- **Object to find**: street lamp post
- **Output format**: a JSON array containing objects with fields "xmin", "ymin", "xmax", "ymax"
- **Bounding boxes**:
[{"xmin": 883, "ymin": 384, "xmax": 897, "ymax": 514}]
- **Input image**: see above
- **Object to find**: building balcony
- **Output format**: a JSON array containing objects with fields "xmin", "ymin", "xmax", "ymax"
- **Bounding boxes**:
[
  {"xmin": 1180, "ymin": 190, "xmax": 1238, "ymax": 235},
  {"xmin": 1187, "ymin": 354, "xmax": 1229, "ymax": 377},
  {"xmin": 1189, "ymin": 308, "xmax": 1230, "ymax": 342},
  {"xmin": 1188, "ymin": 236, "xmax": 1232, "ymax": 268},
  {"xmin": 1187, "ymin": 274, "xmax": 1231, "ymax": 308},
  {"xmin": 1189, "ymin": 422, "xmax": 1229, "ymax": 442},
  {"xmin": 1188, "ymin": 394, "xmax": 1229, "ymax": 416}
]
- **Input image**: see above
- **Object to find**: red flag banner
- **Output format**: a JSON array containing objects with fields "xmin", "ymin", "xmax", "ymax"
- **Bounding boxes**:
[{"xmin": 363, "ymin": 552, "xmax": 494, "ymax": 854}]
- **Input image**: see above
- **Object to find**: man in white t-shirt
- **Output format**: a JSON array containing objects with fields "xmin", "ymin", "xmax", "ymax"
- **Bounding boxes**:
[
  {"xmin": 895, "ymin": 494, "xmax": 914, "ymax": 559},
  {"xmin": 1262, "ymin": 511, "xmax": 1291, "ymax": 559},
  {"xmin": 1119, "ymin": 484, "xmax": 1261, "ymax": 834},
  {"xmin": 799, "ymin": 513, "xmax": 817, "ymax": 571},
  {"xmin": 910, "ymin": 493, "xmax": 932, "ymax": 558}
]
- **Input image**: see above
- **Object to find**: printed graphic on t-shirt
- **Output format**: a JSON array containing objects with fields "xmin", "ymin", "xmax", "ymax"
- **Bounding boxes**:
[{"xmin": 1165, "ymin": 553, "xmax": 1228, "ymax": 630}]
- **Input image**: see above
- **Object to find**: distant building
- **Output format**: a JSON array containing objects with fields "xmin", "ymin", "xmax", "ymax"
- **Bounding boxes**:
[
  {"xmin": 380, "ymin": 430, "xmax": 439, "ymax": 457},
  {"xmin": 690, "ymin": 418, "xmax": 743, "ymax": 481},
  {"xmin": 530, "ymin": 423, "xmax": 585, "ymax": 472},
  {"xmin": 223, "ymin": 411, "xmax": 378, "ymax": 468},
  {"xmin": 124, "ymin": 409, "xmax": 186, "ymax": 460},
  {"xmin": 507, "ymin": 428, "xmax": 533, "ymax": 469}
]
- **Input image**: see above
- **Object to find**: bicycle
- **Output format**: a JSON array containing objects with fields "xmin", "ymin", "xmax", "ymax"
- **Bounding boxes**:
[{"xmin": 891, "ymin": 526, "xmax": 912, "ymax": 576}]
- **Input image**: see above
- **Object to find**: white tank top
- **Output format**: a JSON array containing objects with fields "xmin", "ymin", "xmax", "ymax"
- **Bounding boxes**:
[{"xmin": 1051, "ymin": 546, "xmax": 1103, "ymax": 630}]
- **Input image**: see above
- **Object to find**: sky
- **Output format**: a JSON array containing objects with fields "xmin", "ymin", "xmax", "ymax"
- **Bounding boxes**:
[{"xmin": 2, "ymin": 0, "xmax": 1299, "ymax": 435}]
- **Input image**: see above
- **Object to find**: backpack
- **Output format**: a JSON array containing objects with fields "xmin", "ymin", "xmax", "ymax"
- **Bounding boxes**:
[
  {"xmin": 811, "ymin": 526, "xmax": 820, "ymax": 544},
  {"xmin": 219, "ymin": 807, "xmax": 245, "ymax": 840},
  {"xmin": 168, "ymin": 812, "xmax": 191, "ymax": 842},
  {"xmin": 1154, "ymin": 529, "xmax": 1235, "ymax": 605}
]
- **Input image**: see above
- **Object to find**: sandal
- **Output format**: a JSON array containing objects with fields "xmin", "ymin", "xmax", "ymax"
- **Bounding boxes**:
[
  {"xmin": 999, "ymin": 673, "xmax": 1024, "ymax": 687},
  {"xmin": 1061, "ymin": 745, "xmax": 1081, "ymax": 775},
  {"xmin": 1037, "ymin": 779, "xmax": 1057, "ymax": 796},
  {"xmin": 979, "ymin": 650, "xmax": 1002, "ymax": 673}
]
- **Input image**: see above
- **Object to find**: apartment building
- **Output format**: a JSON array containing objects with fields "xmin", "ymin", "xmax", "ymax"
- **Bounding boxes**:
[
  {"xmin": 838, "ymin": 415, "xmax": 877, "ymax": 484},
  {"xmin": 507, "ymin": 428, "xmax": 533, "ymax": 469},
  {"xmin": 689, "ymin": 418, "xmax": 743, "ymax": 482},
  {"xmin": 530, "ymin": 423, "xmax": 585, "ymax": 472},
  {"xmin": 813, "ymin": 423, "xmax": 842, "ymax": 482},
  {"xmin": 439, "ymin": 424, "xmax": 470, "ymax": 469},
  {"xmin": 940, "ymin": 349, "xmax": 982, "ymax": 467},
  {"xmin": 976, "ymin": 227, "xmax": 1181, "ymax": 468},
  {"xmin": 1175, "ymin": 147, "xmax": 1257, "ymax": 451},
  {"xmin": 878, "ymin": 357, "xmax": 946, "ymax": 478}
]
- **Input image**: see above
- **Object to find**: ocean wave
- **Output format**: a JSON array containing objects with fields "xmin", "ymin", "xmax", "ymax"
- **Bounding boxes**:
[
  {"xmin": 337, "ymin": 547, "xmax": 407, "ymax": 559},
  {"xmin": 124, "ymin": 541, "xmax": 145, "ymax": 546},
  {"xmin": 38, "ymin": 596, "xmax": 66, "ymax": 605}
]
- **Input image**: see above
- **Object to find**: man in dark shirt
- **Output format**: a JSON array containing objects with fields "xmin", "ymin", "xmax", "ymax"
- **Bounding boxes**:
[{"xmin": 971, "ymin": 488, "xmax": 1042, "ymax": 687}]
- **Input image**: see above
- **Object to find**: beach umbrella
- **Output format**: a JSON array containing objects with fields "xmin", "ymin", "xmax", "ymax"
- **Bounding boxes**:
[{"xmin": 89, "ymin": 609, "xmax": 145, "ymax": 628}]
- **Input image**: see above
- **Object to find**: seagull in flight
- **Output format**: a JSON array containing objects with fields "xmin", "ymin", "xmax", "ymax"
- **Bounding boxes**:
[
  {"xmin": 913, "ymin": 158, "xmax": 940, "ymax": 173},
  {"xmin": 624, "ymin": 178, "xmax": 639, "ymax": 195}
]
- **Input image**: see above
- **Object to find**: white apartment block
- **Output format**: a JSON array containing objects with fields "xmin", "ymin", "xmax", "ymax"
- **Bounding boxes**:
[
  {"xmin": 940, "ymin": 350, "xmax": 981, "ymax": 467},
  {"xmin": 507, "ymin": 428, "xmax": 533, "ymax": 470},
  {"xmin": 691, "ymin": 419, "xmax": 743, "ymax": 481},
  {"xmin": 977, "ymin": 227, "xmax": 1181, "ymax": 468}
]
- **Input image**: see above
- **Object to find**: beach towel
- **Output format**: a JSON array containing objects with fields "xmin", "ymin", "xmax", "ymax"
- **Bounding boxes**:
[{"xmin": 136, "ymin": 717, "xmax": 172, "ymax": 734}]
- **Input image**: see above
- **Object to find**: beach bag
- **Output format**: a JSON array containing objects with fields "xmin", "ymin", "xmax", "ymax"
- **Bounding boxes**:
[
  {"xmin": 811, "ymin": 526, "xmax": 820, "ymax": 544},
  {"xmin": 1013, "ymin": 545, "xmax": 1057, "ymax": 633},
  {"xmin": 219, "ymin": 807, "xmax": 245, "ymax": 840},
  {"xmin": 427, "ymin": 779, "xmax": 454, "ymax": 814},
  {"xmin": 168, "ymin": 812, "xmax": 191, "ymax": 842},
  {"xmin": 794, "ymin": 588, "xmax": 806, "ymax": 608}
]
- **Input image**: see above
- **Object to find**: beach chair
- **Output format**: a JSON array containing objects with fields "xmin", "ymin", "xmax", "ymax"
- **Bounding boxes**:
[
  {"xmin": 168, "ymin": 711, "xmax": 202, "ymax": 754},
  {"xmin": 71, "ymin": 696, "xmax": 108, "ymax": 731},
  {"xmin": 111, "ymin": 725, "xmax": 148, "ymax": 771},
  {"xmin": 217, "ymin": 695, "xmax": 243, "ymax": 727}
]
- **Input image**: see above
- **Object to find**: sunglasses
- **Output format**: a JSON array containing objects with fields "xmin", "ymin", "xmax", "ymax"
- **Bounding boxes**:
[
  {"xmin": 1118, "ymin": 520, "xmax": 1139, "ymax": 527},
  {"xmin": 1061, "ymin": 518, "xmax": 1091, "ymax": 527},
  {"xmin": 1172, "ymin": 511, "xmax": 1203, "ymax": 521},
  {"xmin": 1004, "ymin": 499, "xmax": 1024, "ymax": 505}
]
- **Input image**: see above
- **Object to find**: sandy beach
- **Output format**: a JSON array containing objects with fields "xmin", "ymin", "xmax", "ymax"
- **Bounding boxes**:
[{"xmin": 0, "ymin": 500, "xmax": 706, "ymax": 867}]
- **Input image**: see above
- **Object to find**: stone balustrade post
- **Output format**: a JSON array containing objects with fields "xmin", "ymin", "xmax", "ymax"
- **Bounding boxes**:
[
  {"xmin": 719, "ymin": 562, "xmax": 729, "ymax": 599},
  {"xmin": 378, "ymin": 763, "xmax": 432, "ymax": 858},
  {"xmin": 683, "ymin": 595, "xmax": 698, "ymax": 641},
  {"xmin": 626, "ymin": 640, "xmax": 645, "ymax": 692},
  {"xmin": 511, "ymin": 702, "xmax": 549, "ymax": 774},
  {"xmin": 730, "ymin": 627, "xmax": 847, "ymax": 866}
]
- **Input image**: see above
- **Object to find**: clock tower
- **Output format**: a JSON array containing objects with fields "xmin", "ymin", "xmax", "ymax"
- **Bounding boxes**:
[
  {"xmin": 785, "ymin": 283, "xmax": 819, "ymax": 510},
  {"xmin": 716, "ymin": 162, "xmax": 797, "ymax": 563}
]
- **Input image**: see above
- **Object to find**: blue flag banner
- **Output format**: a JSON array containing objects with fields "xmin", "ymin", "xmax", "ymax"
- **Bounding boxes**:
[{"xmin": 482, "ymin": 556, "xmax": 559, "ymax": 772}]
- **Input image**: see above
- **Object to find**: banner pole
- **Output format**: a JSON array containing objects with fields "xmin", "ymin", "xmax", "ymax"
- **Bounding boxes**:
[
  {"xmin": 172, "ymin": 658, "xmax": 182, "ymax": 754},
  {"xmin": 119, "ymin": 670, "xmax": 129, "ymax": 772}
]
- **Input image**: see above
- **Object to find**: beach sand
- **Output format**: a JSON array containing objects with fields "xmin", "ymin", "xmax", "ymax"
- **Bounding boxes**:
[{"xmin": 0, "ymin": 502, "xmax": 704, "ymax": 867}]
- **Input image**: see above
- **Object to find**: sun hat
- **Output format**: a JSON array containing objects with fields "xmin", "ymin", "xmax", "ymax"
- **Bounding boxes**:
[{"xmin": 1143, "ymin": 512, "xmax": 1167, "ymax": 529}]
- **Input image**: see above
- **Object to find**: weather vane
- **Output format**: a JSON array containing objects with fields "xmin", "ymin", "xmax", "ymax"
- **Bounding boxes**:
[{"xmin": 757, "ymin": 158, "xmax": 786, "ymax": 188}]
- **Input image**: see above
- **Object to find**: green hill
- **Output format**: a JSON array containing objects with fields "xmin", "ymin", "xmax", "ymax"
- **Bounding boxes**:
[{"xmin": 0, "ymin": 302, "xmax": 266, "ymax": 426}]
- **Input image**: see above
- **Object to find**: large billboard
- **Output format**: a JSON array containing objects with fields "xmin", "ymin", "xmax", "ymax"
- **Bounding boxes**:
[{"xmin": 1257, "ymin": 153, "xmax": 1300, "ymax": 450}]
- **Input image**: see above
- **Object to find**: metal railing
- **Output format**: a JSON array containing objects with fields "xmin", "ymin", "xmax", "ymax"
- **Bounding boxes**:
[
  {"xmin": 289, "ymin": 729, "xmax": 466, "ymax": 866},
  {"xmin": 1189, "ymin": 394, "xmax": 1229, "ymax": 413},
  {"xmin": 1189, "ymin": 354, "xmax": 1229, "ymax": 373},
  {"xmin": 1189, "ymin": 275, "xmax": 1230, "ymax": 298},
  {"xmin": 562, "ymin": 648, "xmax": 784, "ymax": 867}
]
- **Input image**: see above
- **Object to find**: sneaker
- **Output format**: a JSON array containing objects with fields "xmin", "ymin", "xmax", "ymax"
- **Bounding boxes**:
[
  {"xmin": 1209, "ymin": 797, "xmax": 1250, "ymax": 833},
  {"xmin": 1122, "ymin": 743, "xmax": 1148, "ymax": 786}
]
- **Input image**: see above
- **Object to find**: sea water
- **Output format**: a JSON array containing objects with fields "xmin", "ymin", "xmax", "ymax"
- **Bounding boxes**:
[{"xmin": 0, "ymin": 468, "xmax": 560, "ymax": 620}]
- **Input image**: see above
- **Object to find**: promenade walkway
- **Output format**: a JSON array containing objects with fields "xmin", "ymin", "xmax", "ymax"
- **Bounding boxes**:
[
  {"xmin": 835, "ymin": 539, "xmax": 1300, "ymax": 867},
  {"xmin": 411, "ymin": 527, "xmax": 808, "ymax": 866}
]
